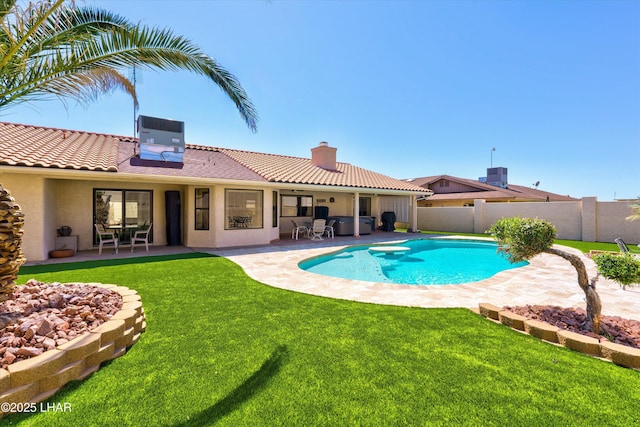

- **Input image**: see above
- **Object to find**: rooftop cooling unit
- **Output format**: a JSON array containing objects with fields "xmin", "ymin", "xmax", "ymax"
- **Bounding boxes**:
[
  {"xmin": 486, "ymin": 167, "xmax": 508, "ymax": 188},
  {"xmin": 137, "ymin": 115, "xmax": 185, "ymax": 163}
]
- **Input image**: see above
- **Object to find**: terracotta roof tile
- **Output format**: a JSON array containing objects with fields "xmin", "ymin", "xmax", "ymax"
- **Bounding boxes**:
[
  {"xmin": 0, "ymin": 122, "xmax": 429, "ymax": 193},
  {"xmin": 117, "ymin": 143, "xmax": 267, "ymax": 182},
  {"xmin": 218, "ymin": 148, "xmax": 428, "ymax": 192},
  {"xmin": 406, "ymin": 174, "xmax": 577, "ymax": 201},
  {"xmin": 0, "ymin": 122, "xmax": 119, "ymax": 171}
]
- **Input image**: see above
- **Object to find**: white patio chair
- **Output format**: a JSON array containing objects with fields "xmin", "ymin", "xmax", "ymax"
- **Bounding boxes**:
[
  {"xmin": 95, "ymin": 224, "xmax": 118, "ymax": 254},
  {"xmin": 615, "ymin": 238, "xmax": 640, "ymax": 259},
  {"xmin": 324, "ymin": 219, "xmax": 336, "ymax": 239},
  {"xmin": 131, "ymin": 223, "xmax": 153, "ymax": 252},
  {"xmin": 291, "ymin": 220, "xmax": 309, "ymax": 240},
  {"xmin": 310, "ymin": 219, "xmax": 326, "ymax": 240}
]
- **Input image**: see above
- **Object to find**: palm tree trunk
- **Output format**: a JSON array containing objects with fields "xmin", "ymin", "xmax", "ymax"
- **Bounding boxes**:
[
  {"xmin": 0, "ymin": 186, "xmax": 26, "ymax": 301},
  {"xmin": 545, "ymin": 247, "xmax": 602, "ymax": 333}
]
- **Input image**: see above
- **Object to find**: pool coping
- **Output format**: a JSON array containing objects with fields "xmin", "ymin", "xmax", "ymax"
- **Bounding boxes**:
[
  {"xmin": 211, "ymin": 235, "xmax": 640, "ymax": 321},
  {"xmin": 298, "ymin": 237, "xmax": 529, "ymax": 285}
]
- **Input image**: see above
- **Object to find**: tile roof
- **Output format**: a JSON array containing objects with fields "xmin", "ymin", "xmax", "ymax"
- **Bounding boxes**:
[
  {"xmin": 117, "ymin": 142, "xmax": 267, "ymax": 182},
  {"xmin": 0, "ymin": 122, "xmax": 120, "ymax": 171},
  {"xmin": 407, "ymin": 174, "xmax": 577, "ymax": 201},
  {"xmin": 0, "ymin": 122, "xmax": 428, "ymax": 193},
  {"xmin": 505, "ymin": 184, "xmax": 577, "ymax": 201},
  {"xmin": 217, "ymin": 148, "xmax": 429, "ymax": 192}
]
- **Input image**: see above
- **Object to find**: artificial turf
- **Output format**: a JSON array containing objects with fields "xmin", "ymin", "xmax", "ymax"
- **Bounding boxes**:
[{"xmin": 4, "ymin": 253, "xmax": 640, "ymax": 426}]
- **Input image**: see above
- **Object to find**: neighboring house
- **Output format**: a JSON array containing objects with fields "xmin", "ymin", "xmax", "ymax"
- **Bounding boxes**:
[
  {"xmin": 0, "ymin": 122, "xmax": 430, "ymax": 261},
  {"xmin": 406, "ymin": 172, "xmax": 577, "ymax": 207}
]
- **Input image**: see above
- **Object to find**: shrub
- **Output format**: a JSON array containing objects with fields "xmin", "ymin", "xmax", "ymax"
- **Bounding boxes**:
[
  {"xmin": 593, "ymin": 253, "xmax": 640, "ymax": 290},
  {"xmin": 488, "ymin": 216, "xmax": 556, "ymax": 262}
]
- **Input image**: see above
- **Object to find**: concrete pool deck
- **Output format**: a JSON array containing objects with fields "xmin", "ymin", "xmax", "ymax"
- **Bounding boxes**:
[
  {"xmin": 212, "ymin": 233, "xmax": 640, "ymax": 320},
  {"xmin": 28, "ymin": 232, "xmax": 640, "ymax": 320}
]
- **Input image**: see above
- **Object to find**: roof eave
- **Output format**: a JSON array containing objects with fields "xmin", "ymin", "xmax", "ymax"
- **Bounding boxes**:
[{"xmin": 0, "ymin": 166, "xmax": 431, "ymax": 195}]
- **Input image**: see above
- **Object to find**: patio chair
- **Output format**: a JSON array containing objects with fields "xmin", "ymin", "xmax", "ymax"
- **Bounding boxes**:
[
  {"xmin": 131, "ymin": 223, "xmax": 153, "ymax": 252},
  {"xmin": 310, "ymin": 219, "xmax": 326, "ymax": 240},
  {"xmin": 324, "ymin": 219, "xmax": 336, "ymax": 239},
  {"xmin": 95, "ymin": 224, "xmax": 118, "ymax": 254},
  {"xmin": 615, "ymin": 238, "xmax": 640, "ymax": 259},
  {"xmin": 291, "ymin": 220, "xmax": 309, "ymax": 240}
]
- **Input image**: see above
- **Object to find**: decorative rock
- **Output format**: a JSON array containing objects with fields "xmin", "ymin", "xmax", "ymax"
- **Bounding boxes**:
[
  {"xmin": 0, "ymin": 187, "xmax": 26, "ymax": 301},
  {"xmin": 36, "ymin": 318, "xmax": 54, "ymax": 337},
  {"xmin": 480, "ymin": 303, "xmax": 640, "ymax": 370},
  {"xmin": 43, "ymin": 338, "xmax": 57, "ymax": 351},
  {"xmin": 3, "ymin": 352, "xmax": 15, "ymax": 365},
  {"xmin": 16, "ymin": 347, "xmax": 43, "ymax": 358},
  {"xmin": 0, "ymin": 281, "xmax": 124, "ymax": 366},
  {"xmin": 24, "ymin": 328, "xmax": 34, "ymax": 340}
]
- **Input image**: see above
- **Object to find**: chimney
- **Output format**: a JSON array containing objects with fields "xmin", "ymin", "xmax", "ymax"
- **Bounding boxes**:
[{"xmin": 311, "ymin": 141, "xmax": 337, "ymax": 171}]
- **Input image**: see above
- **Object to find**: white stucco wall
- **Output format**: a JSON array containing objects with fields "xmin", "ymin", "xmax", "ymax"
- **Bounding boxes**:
[
  {"xmin": 481, "ymin": 201, "xmax": 583, "ymax": 239},
  {"xmin": 212, "ymin": 185, "xmax": 275, "ymax": 248},
  {"xmin": 1, "ymin": 172, "xmax": 187, "ymax": 261},
  {"xmin": 596, "ymin": 201, "xmax": 640, "ymax": 243},
  {"xmin": 418, "ymin": 198, "xmax": 640, "ymax": 244},
  {"xmin": 52, "ymin": 179, "xmax": 183, "ymax": 252},
  {"xmin": 417, "ymin": 207, "xmax": 474, "ymax": 233},
  {"xmin": 3, "ymin": 167, "xmax": 420, "ymax": 261},
  {"xmin": 1, "ymin": 173, "xmax": 50, "ymax": 261}
]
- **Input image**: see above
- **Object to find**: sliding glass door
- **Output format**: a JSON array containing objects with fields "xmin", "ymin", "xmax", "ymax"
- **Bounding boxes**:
[{"xmin": 94, "ymin": 189, "xmax": 152, "ymax": 244}]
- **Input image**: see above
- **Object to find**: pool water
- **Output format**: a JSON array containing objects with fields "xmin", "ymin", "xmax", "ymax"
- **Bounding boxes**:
[{"xmin": 299, "ymin": 239, "xmax": 528, "ymax": 285}]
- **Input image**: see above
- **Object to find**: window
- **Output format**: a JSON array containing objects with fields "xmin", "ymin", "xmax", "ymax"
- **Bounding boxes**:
[
  {"xmin": 439, "ymin": 180, "xmax": 450, "ymax": 188},
  {"xmin": 195, "ymin": 188, "xmax": 210, "ymax": 230},
  {"xmin": 281, "ymin": 195, "xmax": 313, "ymax": 217},
  {"xmin": 272, "ymin": 191, "xmax": 278, "ymax": 227},
  {"xmin": 359, "ymin": 197, "xmax": 371, "ymax": 216},
  {"xmin": 94, "ymin": 189, "xmax": 152, "ymax": 244},
  {"xmin": 225, "ymin": 189, "xmax": 263, "ymax": 229}
]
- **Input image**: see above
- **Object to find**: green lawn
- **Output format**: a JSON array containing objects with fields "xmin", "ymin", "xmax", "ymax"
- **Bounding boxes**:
[{"xmin": 5, "ymin": 253, "xmax": 640, "ymax": 426}]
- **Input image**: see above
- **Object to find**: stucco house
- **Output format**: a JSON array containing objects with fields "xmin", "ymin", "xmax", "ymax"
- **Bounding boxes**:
[
  {"xmin": 406, "ymin": 172, "xmax": 577, "ymax": 207},
  {"xmin": 0, "ymin": 121, "xmax": 430, "ymax": 261}
]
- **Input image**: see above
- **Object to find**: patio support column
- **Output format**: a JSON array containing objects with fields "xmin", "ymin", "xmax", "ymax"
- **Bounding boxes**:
[
  {"xmin": 410, "ymin": 194, "xmax": 418, "ymax": 232},
  {"xmin": 353, "ymin": 192, "xmax": 360, "ymax": 237}
]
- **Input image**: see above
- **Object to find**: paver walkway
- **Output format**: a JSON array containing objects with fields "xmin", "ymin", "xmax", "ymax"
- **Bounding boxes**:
[{"xmin": 28, "ymin": 232, "xmax": 640, "ymax": 320}]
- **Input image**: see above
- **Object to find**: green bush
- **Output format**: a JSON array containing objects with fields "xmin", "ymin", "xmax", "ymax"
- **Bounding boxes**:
[
  {"xmin": 593, "ymin": 253, "xmax": 640, "ymax": 290},
  {"xmin": 488, "ymin": 217, "xmax": 556, "ymax": 262}
]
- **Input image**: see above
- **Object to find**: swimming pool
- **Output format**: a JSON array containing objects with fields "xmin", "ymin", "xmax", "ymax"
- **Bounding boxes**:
[{"xmin": 298, "ymin": 239, "xmax": 528, "ymax": 285}]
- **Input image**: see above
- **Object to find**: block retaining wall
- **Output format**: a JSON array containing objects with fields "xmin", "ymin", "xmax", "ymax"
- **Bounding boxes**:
[
  {"xmin": 478, "ymin": 303, "xmax": 640, "ymax": 370},
  {"xmin": 0, "ymin": 283, "xmax": 145, "ymax": 416}
]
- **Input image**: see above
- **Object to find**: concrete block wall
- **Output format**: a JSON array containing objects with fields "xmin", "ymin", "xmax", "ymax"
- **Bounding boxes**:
[
  {"xmin": 418, "ymin": 197, "xmax": 640, "ymax": 243},
  {"xmin": 478, "ymin": 303, "xmax": 640, "ymax": 370}
]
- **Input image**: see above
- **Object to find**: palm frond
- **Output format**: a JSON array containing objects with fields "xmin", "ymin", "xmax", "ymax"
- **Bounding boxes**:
[
  {"xmin": 627, "ymin": 203, "xmax": 640, "ymax": 221},
  {"xmin": 0, "ymin": 0, "xmax": 15, "ymax": 22},
  {"xmin": 3, "ymin": 65, "xmax": 137, "ymax": 110},
  {"xmin": 0, "ymin": 1, "xmax": 258, "ymax": 131}
]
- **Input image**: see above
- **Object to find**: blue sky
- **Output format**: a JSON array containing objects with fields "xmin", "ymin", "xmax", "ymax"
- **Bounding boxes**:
[{"xmin": 3, "ymin": 0, "xmax": 639, "ymax": 200}]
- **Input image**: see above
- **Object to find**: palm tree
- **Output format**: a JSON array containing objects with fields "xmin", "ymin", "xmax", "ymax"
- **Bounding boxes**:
[
  {"xmin": 0, "ymin": 0, "xmax": 257, "ymax": 129},
  {"xmin": 626, "ymin": 200, "xmax": 640, "ymax": 222},
  {"xmin": 0, "ymin": 0, "xmax": 258, "ymax": 298}
]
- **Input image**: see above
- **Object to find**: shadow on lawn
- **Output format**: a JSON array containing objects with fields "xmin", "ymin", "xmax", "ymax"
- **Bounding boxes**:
[
  {"xmin": 172, "ymin": 345, "xmax": 289, "ymax": 427},
  {"xmin": 18, "ymin": 252, "xmax": 217, "ymax": 275}
]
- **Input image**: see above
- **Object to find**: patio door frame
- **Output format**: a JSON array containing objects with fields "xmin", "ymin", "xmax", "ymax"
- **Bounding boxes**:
[{"xmin": 93, "ymin": 189, "xmax": 153, "ymax": 245}]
